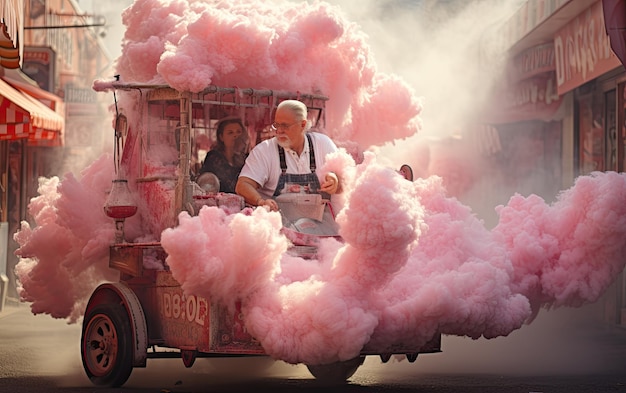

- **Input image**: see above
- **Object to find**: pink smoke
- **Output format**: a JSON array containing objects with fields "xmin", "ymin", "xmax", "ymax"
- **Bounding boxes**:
[
  {"xmin": 160, "ymin": 154, "xmax": 626, "ymax": 364},
  {"xmin": 14, "ymin": 154, "xmax": 120, "ymax": 322},
  {"xmin": 494, "ymin": 171, "xmax": 626, "ymax": 309},
  {"xmin": 114, "ymin": 0, "xmax": 420, "ymax": 149},
  {"xmin": 12, "ymin": 0, "xmax": 626, "ymax": 367}
]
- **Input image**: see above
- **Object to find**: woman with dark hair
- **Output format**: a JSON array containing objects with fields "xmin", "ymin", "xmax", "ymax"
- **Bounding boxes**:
[{"xmin": 200, "ymin": 117, "xmax": 248, "ymax": 193}]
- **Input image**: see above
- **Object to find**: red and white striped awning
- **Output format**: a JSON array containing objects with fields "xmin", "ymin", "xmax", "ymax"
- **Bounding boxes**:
[
  {"xmin": 1, "ymin": 0, "xmax": 25, "ymax": 69},
  {"xmin": 0, "ymin": 77, "xmax": 64, "ymax": 144}
]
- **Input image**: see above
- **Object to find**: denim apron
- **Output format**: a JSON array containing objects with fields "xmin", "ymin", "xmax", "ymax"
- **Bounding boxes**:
[{"xmin": 273, "ymin": 134, "xmax": 339, "ymax": 237}]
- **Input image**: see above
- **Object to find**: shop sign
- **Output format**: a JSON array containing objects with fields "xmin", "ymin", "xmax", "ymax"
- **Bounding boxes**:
[
  {"xmin": 22, "ymin": 46, "xmax": 56, "ymax": 92},
  {"xmin": 511, "ymin": 43, "xmax": 555, "ymax": 82},
  {"xmin": 488, "ymin": 73, "xmax": 563, "ymax": 124},
  {"xmin": 554, "ymin": 1, "xmax": 621, "ymax": 95}
]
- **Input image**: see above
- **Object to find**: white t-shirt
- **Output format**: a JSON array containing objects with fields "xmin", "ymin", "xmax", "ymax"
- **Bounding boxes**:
[{"xmin": 239, "ymin": 132, "xmax": 338, "ymax": 198}]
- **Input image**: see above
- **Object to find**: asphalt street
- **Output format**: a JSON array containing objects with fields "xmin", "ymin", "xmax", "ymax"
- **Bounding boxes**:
[{"xmin": 1, "ymin": 299, "xmax": 626, "ymax": 393}]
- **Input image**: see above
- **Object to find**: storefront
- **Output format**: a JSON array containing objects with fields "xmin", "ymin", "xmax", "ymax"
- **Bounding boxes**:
[
  {"xmin": 0, "ymin": 72, "xmax": 65, "ymax": 303},
  {"xmin": 554, "ymin": 1, "xmax": 624, "ymax": 172},
  {"xmin": 485, "ymin": 0, "xmax": 626, "ymax": 326},
  {"xmin": 552, "ymin": 1, "xmax": 626, "ymax": 326},
  {"xmin": 486, "ymin": 42, "xmax": 566, "ymax": 202},
  {"xmin": 1, "ymin": 0, "xmax": 111, "ymax": 309},
  {"xmin": 2, "ymin": 20, "xmax": 65, "ymax": 306}
]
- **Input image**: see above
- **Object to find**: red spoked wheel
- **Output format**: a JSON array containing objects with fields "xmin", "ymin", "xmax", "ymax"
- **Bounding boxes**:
[{"xmin": 81, "ymin": 304, "xmax": 133, "ymax": 387}]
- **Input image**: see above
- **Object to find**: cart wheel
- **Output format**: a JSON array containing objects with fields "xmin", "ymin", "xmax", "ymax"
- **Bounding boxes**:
[
  {"xmin": 306, "ymin": 356, "xmax": 365, "ymax": 384},
  {"xmin": 81, "ymin": 304, "xmax": 134, "ymax": 387}
]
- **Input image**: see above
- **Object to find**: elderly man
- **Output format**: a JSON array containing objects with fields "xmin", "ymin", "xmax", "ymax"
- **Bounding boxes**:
[{"xmin": 235, "ymin": 99, "xmax": 340, "ymax": 211}]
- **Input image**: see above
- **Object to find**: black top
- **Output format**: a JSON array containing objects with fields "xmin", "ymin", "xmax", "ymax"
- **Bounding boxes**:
[{"xmin": 201, "ymin": 150, "xmax": 244, "ymax": 193}]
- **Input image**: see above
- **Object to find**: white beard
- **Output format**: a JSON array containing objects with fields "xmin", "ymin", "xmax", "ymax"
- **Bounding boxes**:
[{"xmin": 277, "ymin": 136, "xmax": 291, "ymax": 149}]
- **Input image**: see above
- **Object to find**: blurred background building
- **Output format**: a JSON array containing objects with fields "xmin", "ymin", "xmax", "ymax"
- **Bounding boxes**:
[
  {"xmin": 472, "ymin": 0, "xmax": 626, "ymax": 328},
  {"xmin": 1, "ymin": 0, "xmax": 113, "ymax": 310}
]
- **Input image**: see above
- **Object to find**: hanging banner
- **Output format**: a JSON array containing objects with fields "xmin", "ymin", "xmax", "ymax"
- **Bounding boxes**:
[
  {"xmin": 510, "ymin": 43, "xmax": 555, "ymax": 83},
  {"xmin": 486, "ymin": 72, "xmax": 563, "ymax": 124},
  {"xmin": 554, "ymin": 1, "xmax": 621, "ymax": 95}
]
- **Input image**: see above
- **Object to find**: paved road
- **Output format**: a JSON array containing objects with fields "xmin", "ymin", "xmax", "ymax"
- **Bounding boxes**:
[{"xmin": 1, "ymin": 301, "xmax": 625, "ymax": 392}]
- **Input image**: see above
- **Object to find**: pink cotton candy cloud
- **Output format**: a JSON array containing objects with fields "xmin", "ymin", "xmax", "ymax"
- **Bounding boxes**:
[
  {"xmin": 242, "ymin": 161, "xmax": 421, "ymax": 364},
  {"xmin": 347, "ymin": 74, "xmax": 423, "ymax": 147},
  {"xmin": 14, "ymin": 154, "xmax": 119, "ymax": 322},
  {"xmin": 159, "ymin": 158, "xmax": 626, "ymax": 365},
  {"xmin": 358, "ymin": 174, "xmax": 530, "ymax": 351},
  {"xmin": 14, "ymin": 145, "xmax": 626, "ymax": 366},
  {"xmin": 494, "ymin": 171, "xmax": 626, "ymax": 310},
  {"xmin": 160, "ymin": 145, "xmax": 626, "ymax": 363},
  {"xmin": 161, "ymin": 206, "xmax": 289, "ymax": 305},
  {"xmin": 113, "ymin": 0, "xmax": 416, "ymax": 149},
  {"xmin": 116, "ymin": 0, "xmax": 188, "ymax": 84}
]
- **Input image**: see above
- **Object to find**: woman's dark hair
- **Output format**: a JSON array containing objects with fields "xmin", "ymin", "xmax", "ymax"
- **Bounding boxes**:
[{"xmin": 212, "ymin": 117, "xmax": 247, "ymax": 152}]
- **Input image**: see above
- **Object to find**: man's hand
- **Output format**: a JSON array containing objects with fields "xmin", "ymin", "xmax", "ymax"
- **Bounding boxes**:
[
  {"xmin": 236, "ymin": 176, "xmax": 279, "ymax": 211},
  {"xmin": 320, "ymin": 172, "xmax": 340, "ymax": 194},
  {"xmin": 257, "ymin": 198, "xmax": 279, "ymax": 211}
]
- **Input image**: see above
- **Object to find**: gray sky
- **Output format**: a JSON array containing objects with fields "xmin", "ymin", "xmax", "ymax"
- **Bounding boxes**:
[{"xmin": 78, "ymin": 0, "xmax": 134, "ymax": 59}]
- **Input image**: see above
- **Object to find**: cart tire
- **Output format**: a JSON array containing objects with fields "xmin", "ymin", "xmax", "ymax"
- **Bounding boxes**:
[
  {"xmin": 81, "ymin": 304, "xmax": 134, "ymax": 387},
  {"xmin": 306, "ymin": 356, "xmax": 365, "ymax": 384}
]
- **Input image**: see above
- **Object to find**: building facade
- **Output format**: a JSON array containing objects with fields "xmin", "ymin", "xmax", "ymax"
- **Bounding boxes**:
[
  {"xmin": 478, "ymin": 0, "xmax": 626, "ymax": 327},
  {"xmin": 1, "ymin": 0, "xmax": 112, "ymax": 308}
]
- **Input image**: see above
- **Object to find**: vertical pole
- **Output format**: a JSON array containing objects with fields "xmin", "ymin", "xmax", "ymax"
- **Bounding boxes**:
[{"xmin": 176, "ymin": 92, "xmax": 193, "ymax": 217}]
